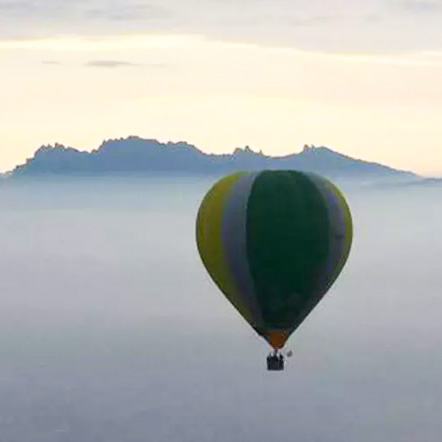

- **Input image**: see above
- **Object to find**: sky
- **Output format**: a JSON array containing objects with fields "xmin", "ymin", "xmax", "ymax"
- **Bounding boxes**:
[{"xmin": 1, "ymin": 0, "xmax": 442, "ymax": 175}]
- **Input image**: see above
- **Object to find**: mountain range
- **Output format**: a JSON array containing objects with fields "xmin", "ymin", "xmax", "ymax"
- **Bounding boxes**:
[{"xmin": 10, "ymin": 136, "xmax": 418, "ymax": 180}]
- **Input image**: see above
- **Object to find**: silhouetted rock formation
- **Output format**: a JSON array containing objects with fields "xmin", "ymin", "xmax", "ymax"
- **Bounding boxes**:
[{"xmin": 11, "ymin": 136, "xmax": 416, "ymax": 179}]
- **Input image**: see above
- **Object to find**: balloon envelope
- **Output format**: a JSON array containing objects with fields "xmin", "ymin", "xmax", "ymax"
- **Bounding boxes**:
[{"xmin": 196, "ymin": 170, "xmax": 353, "ymax": 349}]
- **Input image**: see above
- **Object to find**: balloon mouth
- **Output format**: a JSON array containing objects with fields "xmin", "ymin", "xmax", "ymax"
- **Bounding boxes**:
[{"xmin": 265, "ymin": 330, "xmax": 290, "ymax": 350}]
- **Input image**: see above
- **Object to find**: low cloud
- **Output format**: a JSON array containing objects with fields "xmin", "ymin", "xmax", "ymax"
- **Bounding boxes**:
[
  {"xmin": 83, "ymin": 59, "xmax": 169, "ymax": 69},
  {"xmin": 0, "ymin": 0, "xmax": 441, "ymax": 53},
  {"xmin": 397, "ymin": 0, "xmax": 442, "ymax": 12},
  {"xmin": 84, "ymin": 60, "xmax": 140, "ymax": 68},
  {"xmin": 0, "ymin": 1, "xmax": 35, "ymax": 13},
  {"xmin": 84, "ymin": 3, "xmax": 171, "ymax": 21}
]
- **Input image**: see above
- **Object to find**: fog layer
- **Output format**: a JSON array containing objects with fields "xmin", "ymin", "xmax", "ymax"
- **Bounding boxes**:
[{"xmin": 0, "ymin": 177, "xmax": 440, "ymax": 442}]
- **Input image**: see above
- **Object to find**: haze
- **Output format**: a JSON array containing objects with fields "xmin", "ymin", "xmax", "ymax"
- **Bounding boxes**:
[
  {"xmin": 0, "ymin": 177, "xmax": 441, "ymax": 441},
  {"xmin": 1, "ymin": 0, "xmax": 442, "ymax": 175}
]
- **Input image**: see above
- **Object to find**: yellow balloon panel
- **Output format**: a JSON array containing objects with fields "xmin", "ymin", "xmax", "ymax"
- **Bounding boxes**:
[{"xmin": 196, "ymin": 173, "xmax": 255, "ymax": 325}]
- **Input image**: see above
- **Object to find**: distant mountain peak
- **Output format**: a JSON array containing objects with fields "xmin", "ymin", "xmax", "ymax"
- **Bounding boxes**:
[
  {"xmin": 11, "ymin": 136, "xmax": 416, "ymax": 179},
  {"xmin": 233, "ymin": 145, "xmax": 264, "ymax": 157},
  {"xmin": 35, "ymin": 143, "xmax": 68, "ymax": 152}
]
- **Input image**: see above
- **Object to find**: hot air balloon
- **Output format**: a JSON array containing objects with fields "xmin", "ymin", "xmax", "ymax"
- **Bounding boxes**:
[{"xmin": 195, "ymin": 170, "xmax": 353, "ymax": 370}]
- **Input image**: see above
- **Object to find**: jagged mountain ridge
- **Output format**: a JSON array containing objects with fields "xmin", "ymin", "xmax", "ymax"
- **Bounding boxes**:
[{"xmin": 11, "ymin": 136, "xmax": 416, "ymax": 178}]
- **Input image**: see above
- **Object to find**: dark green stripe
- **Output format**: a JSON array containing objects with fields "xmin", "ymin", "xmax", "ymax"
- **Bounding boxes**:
[{"xmin": 246, "ymin": 171, "xmax": 331, "ymax": 329}]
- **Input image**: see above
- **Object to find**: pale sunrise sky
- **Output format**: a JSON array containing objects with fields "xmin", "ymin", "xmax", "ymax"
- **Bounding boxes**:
[{"xmin": 1, "ymin": 0, "xmax": 442, "ymax": 175}]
